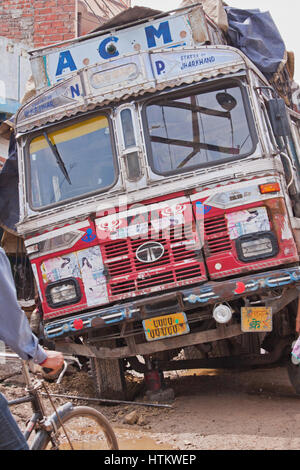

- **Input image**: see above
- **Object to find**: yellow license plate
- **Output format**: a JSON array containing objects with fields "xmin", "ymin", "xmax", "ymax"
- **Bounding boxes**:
[
  {"xmin": 143, "ymin": 312, "xmax": 189, "ymax": 342},
  {"xmin": 241, "ymin": 307, "xmax": 272, "ymax": 333}
]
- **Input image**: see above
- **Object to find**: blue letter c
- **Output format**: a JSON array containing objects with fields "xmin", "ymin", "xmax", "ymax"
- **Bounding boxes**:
[{"xmin": 98, "ymin": 37, "xmax": 120, "ymax": 60}]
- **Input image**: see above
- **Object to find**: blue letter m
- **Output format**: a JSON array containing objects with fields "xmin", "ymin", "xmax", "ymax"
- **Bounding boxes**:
[{"xmin": 145, "ymin": 21, "xmax": 173, "ymax": 49}]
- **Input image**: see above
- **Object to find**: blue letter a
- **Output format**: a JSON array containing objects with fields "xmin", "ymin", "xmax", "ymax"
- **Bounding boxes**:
[
  {"xmin": 56, "ymin": 50, "xmax": 77, "ymax": 77},
  {"xmin": 145, "ymin": 21, "xmax": 173, "ymax": 48}
]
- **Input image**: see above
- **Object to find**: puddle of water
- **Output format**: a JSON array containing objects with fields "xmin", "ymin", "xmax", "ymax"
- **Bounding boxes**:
[
  {"xmin": 116, "ymin": 429, "xmax": 175, "ymax": 450},
  {"xmin": 59, "ymin": 428, "xmax": 175, "ymax": 450},
  {"xmin": 60, "ymin": 429, "xmax": 175, "ymax": 450}
]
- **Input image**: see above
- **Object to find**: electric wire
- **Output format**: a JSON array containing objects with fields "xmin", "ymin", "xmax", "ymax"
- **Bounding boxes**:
[
  {"xmin": 82, "ymin": 0, "xmax": 102, "ymax": 21},
  {"xmin": 79, "ymin": 15, "xmax": 107, "ymax": 26},
  {"xmin": 109, "ymin": 0, "xmax": 129, "ymax": 11},
  {"xmin": 93, "ymin": 0, "xmax": 110, "ymax": 16},
  {"xmin": 80, "ymin": 0, "xmax": 128, "ymax": 28},
  {"xmin": 281, "ymin": 152, "xmax": 295, "ymax": 189},
  {"xmin": 101, "ymin": 0, "xmax": 115, "ymax": 17},
  {"xmin": 114, "ymin": 0, "xmax": 128, "ymax": 8}
]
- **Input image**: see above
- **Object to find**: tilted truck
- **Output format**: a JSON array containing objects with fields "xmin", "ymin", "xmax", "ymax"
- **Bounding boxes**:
[{"xmin": 12, "ymin": 2, "xmax": 300, "ymax": 397}]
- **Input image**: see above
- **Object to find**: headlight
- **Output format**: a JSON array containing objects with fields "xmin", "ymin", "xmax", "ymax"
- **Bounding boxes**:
[
  {"xmin": 26, "ymin": 232, "xmax": 82, "ymax": 258},
  {"xmin": 213, "ymin": 304, "xmax": 233, "ymax": 324},
  {"xmin": 46, "ymin": 279, "xmax": 81, "ymax": 308},
  {"xmin": 236, "ymin": 232, "xmax": 279, "ymax": 263}
]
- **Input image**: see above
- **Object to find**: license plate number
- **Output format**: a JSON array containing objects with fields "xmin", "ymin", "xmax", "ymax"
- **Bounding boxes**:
[
  {"xmin": 143, "ymin": 312, "xmax": 189, "ymax": 342},
  {"xmin": 241, "ymin": 307, "xmax": 272, "ymax": 333}
]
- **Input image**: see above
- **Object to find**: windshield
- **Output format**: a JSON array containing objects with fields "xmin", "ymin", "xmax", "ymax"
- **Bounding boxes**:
[
  {"xmin": 28, "ymin": 115, "xmax": 117, "ymax": 209},
  {"xmin": 144, "ymin": 84, "xmax": 257, "ymax": 175}
]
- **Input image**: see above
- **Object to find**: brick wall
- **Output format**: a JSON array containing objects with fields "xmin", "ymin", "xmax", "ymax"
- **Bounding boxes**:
[
  {"xmin": 33, "ymin": 0, "xmax": 76, "ymax": 48},
  {"xmin": 0, "ymin": 0, "xmax": 76, "ymax": 48}
]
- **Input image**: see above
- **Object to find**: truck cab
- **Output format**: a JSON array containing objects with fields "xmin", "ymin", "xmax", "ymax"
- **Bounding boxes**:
[{"xmin": 15, "ymin": 4, "xmax": 300, "ymax": 398}]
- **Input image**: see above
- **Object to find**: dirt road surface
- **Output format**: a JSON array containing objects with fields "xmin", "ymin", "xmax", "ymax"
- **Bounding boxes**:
[{"xmin": 1, "ymin": 358, "xmax": 300, "ymax": 450}]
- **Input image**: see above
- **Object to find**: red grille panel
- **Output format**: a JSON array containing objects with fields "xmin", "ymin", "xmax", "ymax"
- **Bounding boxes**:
[
  {"xmin": 175, "ymin": 265, "xmax": 203, "ymax": 280},
  {"xmin": 110, "ymin": 280, "xmax": 136, "ymax": 296},
  {"xmin": 102, "ymin": 223, "xmax": 206, "ymax": 299},
  {"xmin": 137, "ymin": 271, "xmax": 175, "ymax": 289},
  {"xmin": 204, "ymin": 216, "xmax": 232, "ymax": 255}
]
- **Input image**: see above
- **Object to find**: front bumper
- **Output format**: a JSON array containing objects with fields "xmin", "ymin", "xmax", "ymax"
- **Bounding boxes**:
[{"xmin": 44, "ymin": 266, "xmax": 300, "ymax": 340}]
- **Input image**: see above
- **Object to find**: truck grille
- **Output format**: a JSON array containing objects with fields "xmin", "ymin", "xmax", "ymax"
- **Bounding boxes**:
[
  {"xmin": 102, "ymin": 223, "xmax": 206, "ymax": 298},
  {"xmin": 204, "ymin": 215, "xmax": 232, "ymax": 255}
]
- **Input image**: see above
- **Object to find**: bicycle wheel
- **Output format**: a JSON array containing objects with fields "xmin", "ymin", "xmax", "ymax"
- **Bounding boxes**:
[{"xmin": 32, "ymin": 405, "xmax": 119, "ymax": 450}]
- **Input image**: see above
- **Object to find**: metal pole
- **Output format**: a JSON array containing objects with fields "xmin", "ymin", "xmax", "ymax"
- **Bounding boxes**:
[{"xmin": 41, "ymin": 392, "xmax": 173, "ymax": 409}]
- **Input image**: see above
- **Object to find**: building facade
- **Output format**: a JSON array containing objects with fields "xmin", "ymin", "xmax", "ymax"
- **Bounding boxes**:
[
  {"xmin": 0, "ymin": 0, "xmax": 130, "ymax": 49},
  {"xmin": 78, "ymin": 0, "xmax": 131, "ymax": 37}
]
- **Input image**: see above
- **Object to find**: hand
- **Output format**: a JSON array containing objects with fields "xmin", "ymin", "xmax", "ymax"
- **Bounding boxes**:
[{"xmin": 40, "ymin": 350, "xmax": 64, "ymax": 376}]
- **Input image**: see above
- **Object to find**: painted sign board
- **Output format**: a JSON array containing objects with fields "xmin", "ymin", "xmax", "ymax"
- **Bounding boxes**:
[
  {"xmin": 17, "ymin": 75, "xmax": 85, "ymax": 126},
  {"xmin": 151, "ymin": 49, "xmax": 241, "ymax": 80},
  {"xmin": 30, "ymin": 5, "xmax": 227, "ymax": 90},
  {"xmin": 17, "ymin": 48, "xmax": 244, "ymax": 132},
  {"xmin": 41, "ymin": 13, "xmax": 192, "ymax": 87}
]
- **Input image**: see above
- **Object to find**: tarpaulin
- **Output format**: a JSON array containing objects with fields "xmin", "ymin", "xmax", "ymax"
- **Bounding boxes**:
[
  {"xmin": 225, "ymin": 7, "xmax": 287, "ymax": 78},
  {"xmin": 0, "ymin": 131, "xmax": 19, "ymax": 234}
]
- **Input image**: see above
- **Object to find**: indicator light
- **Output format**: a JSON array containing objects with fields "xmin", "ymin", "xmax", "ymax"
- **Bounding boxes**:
[
  {"xmin": 235, "ymin": 282, "xmax": 246, "ymax": 294},
  {"xmin": 26, "ymin": 243, "xmax": 39, "ymax": 255},
  {"xmin": 259, "ymin": 182, "xmax": 280, "ymax": 194},
  {"xmin": 73, "ymin": 319, "xmax": 84, "ymax": 330}
]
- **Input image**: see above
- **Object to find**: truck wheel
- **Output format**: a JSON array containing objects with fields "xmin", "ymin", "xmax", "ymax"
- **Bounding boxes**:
[
  {"xmin": 184, "ymin": 345, "xmax": 206, "ymax": 360},
  {"xmin": 287, "ymin": 362, "xmax": 300, "ymax": 395},
  {"xmin": 89, "ymin": 340, "xmax": 127, "ymax": 400}
]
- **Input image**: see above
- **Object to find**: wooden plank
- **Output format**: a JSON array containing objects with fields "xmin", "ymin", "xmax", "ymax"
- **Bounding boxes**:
[{"xmin": 56, "ymin": 323, "xmax": 242, "ymax": 359}]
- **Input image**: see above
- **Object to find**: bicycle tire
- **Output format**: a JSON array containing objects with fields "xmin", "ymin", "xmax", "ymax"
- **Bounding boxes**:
[{"xmin": 31, "ymin": 405, "xmax": 119, "ymax": 450}]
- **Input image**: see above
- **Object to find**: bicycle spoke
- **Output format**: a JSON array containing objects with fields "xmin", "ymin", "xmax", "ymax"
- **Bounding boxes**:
[{"xmin": 43, "ymin": 407, "xmax": 118, "ymax": 450}]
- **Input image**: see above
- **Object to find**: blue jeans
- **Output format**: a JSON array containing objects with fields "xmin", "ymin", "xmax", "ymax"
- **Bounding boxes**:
[{"xmin": 0, "ymin": 393, "xmax": 29, "ymax": 450}]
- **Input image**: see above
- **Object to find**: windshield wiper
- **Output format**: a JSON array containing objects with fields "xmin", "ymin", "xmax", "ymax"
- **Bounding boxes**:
[{"xmin": 43, "ymin": 132, "xmax": 72, "ymax": 185}]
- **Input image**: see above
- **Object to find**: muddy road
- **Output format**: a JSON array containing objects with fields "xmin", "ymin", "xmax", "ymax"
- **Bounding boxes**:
[{"xmin": 1, "ymin": 359, "xmax": 300, "ymax": 450}]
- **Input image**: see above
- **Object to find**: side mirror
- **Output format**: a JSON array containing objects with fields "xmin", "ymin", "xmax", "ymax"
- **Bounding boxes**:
[{"xmin": 266, "ymin": 98, "xmax": 291, "ymax": 138}]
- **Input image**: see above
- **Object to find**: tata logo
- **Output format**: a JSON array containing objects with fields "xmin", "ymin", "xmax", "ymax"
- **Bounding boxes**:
[{"xmin": 136, "ymin": 242, "xmax": 165, "ymax": 264}]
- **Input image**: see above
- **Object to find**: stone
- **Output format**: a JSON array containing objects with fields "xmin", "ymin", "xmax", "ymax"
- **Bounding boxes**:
[
  {"xmin": 3, "ymin": 374, "xmax": 25, "ymax": 386},
  {"xmin": 123, "ymin": 410, "xmax": 139, "ymax": 425},
  {"xmin": 137, "ymin": 415, "xmax": 149, "ymax": 426},
  {"xmin": 0, "ymin": 361, "xmax": 22, "ymax": 382}
]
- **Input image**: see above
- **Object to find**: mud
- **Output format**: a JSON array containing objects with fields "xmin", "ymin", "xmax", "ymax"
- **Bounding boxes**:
[
  {"xmin": 1, "ymin": 358, "xmax": 300, "ymax": 450},
  {"xmin": 59, "ymin": 430, "xmax": 175, "ymax": 451}
]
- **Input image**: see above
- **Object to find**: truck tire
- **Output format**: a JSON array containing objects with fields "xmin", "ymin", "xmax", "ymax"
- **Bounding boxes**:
[
  {"xmin": 184, "ymin": 345, "xmax": 207, "ymax": 360},
  {"xmin": 184, "ymin": 333, "xmax": 261, "ymax": 361},
  {"xmin": 89, "ymin": 340, "xmax": 127, "ymax": 400}
]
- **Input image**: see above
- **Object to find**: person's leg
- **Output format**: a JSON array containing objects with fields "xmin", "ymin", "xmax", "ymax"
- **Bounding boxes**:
[{"xmin": 0, "ymin": 393, "xmax": 29, "ymax": 450}]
